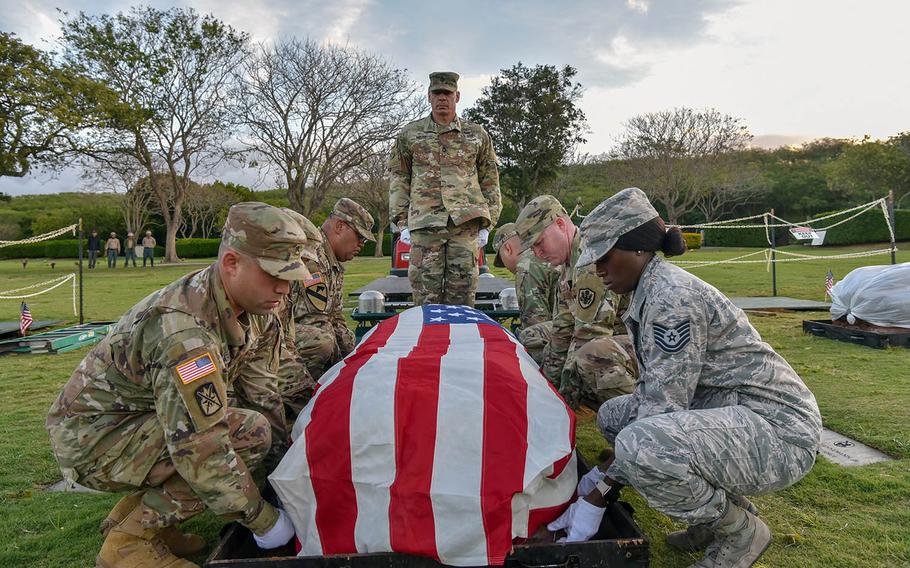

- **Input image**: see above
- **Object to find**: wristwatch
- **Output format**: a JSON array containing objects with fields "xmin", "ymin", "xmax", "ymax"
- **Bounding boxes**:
[{"xmin": 595, "ymin": 479, "xmax": 615, "ymax": 500}]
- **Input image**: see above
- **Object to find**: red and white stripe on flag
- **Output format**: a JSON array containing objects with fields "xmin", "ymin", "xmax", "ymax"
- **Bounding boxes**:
[{"xmin": 270, "ymin": 305, "xmax": 577, "ymax": 566}]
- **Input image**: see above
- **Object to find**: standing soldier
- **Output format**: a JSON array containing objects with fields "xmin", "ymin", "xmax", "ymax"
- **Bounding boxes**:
[
  {"xmin": 87, "ymin": 228, "xmax": 102, "ymax": 269},
  {"xmin": 46, "ymin": 203, "xmax": 318, "ymax": 567},
  {"xmin": 124, "ymin": 231, "xmax": 138, "ymax": 268},
  {"xmin": 106, "ymin": 231, "xmax": 121, "ymax": 268},
  {"xmin": 142, "ymin": 230, "xmax": 157, "ymax": 267},
  {"xmin": 389, "ymin": 71, "xmax": 501, "ymax": 307},
  {"xmin": 289, "ymin": 198, "xmax": 374, "ymax": 383},
  {"xmin": 491, "ymin": 222, "xmax": 560, "ymax": 365},
  {"xmin": 514, "ymin": 195, "xmax": 637, "ymax": 409}
]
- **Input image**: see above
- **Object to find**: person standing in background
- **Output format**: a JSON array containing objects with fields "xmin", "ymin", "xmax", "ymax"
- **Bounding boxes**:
[
  {"xmin": 142, "ymin": 230, "xmax": 157, "ymax": 267},
  {"xmin": 106, "ymin": 232, "xmax": 121, "ymax": 268},
  {"xmin": 87, "ymin": 229, "xmax": 101, "ymax": 269},
  {"xmin": 124, "ymin": 231, "xmax": 137, "ymax": 268},
  {"xmin": 389, "ymin": 71, "xmax": 501, "ymax": 307}
]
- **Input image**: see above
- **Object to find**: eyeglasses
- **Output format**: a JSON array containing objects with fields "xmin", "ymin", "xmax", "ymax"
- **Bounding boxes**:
[{"xmin": 344, "ymin": 222, "xmax": 367, "ymax": 245}]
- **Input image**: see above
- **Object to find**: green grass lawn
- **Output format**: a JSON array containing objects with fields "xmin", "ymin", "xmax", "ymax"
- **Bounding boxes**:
[{"xmin": 1, "ymin": 244, "xmax": 908, "ymax": 567}]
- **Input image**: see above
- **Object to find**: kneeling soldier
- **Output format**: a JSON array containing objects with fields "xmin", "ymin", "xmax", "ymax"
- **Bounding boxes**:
[
  {"xmin": 46, "ymin": 203, "xmax": 318, "ymax": 568},
  {"xmin": 514, "ymin": 195, "xmax": 638, "ymax": 408},
  {"xmin": 289, "ymin": 198, "xmax": 374, "ymax": 381},
  {"xmin": 491, "ymin": 222, "xmax": 560, "ymax": 365}
]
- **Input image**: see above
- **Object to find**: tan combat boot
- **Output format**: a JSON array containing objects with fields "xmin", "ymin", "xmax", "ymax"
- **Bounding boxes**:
[
  {"xmin": 95, "ymin": 500, "xmax": 199, "ymax": 568},
  {"xmin": 99, "ymin": 493, "xmax": 205, "ymax": 558},
  {"xmin": 688, "ymin": 501, "xmax": 771, "ymax": 568},
  {"xmin": 667, "ymin": 496, "xmax": 759, "ymax": 552}
]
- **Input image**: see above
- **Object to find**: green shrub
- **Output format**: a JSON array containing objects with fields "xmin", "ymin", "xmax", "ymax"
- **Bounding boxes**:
[
  {"xmin": 682, "ymin": 232, "xmax": 702, "ymax": 250},
  {"xmin": 0, "ymin": 241, "xmax": 47, "ymax": 259},
  {"xmin": 812, "ymin": 208, "xmax": 909, "ymax": 245},
  {"xmin": 702, "ymin": 227, "xmax": 775, "ymax": 247},
  {"xmin": 175, "ymin": 238, "xmax": 220, "ymax": 258},
  {"xmin": 359, "ymin": 232, "xmax": 392, "ymax": 256}
]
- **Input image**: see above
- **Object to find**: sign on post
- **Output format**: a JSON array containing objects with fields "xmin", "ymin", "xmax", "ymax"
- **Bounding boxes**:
[{"xmin": 789, "ymin": 226, "xmax": 819, "ymax": 240}]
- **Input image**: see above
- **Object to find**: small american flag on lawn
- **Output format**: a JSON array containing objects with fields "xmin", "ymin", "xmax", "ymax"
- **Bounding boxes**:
[
  {"xmin": 825, "ymin": 269, "xmax": 835, "ymax": 299},
  {"xmin": 19, "ymin": 302, "xmax": 33, "ymax": 336}
]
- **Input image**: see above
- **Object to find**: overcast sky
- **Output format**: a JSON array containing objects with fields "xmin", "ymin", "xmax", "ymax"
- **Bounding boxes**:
[{"xmin": 3, "ymin": 0, "xmax": 909, "ymax": 195}]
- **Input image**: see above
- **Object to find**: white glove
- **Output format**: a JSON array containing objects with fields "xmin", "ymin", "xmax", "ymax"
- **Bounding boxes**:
[
  {"xmin": 253, "ymin": 508, "xmax": 295, "ymax": 549},
  {"xmin": 577, "ymin": 465, "xmax": 605, "ymax": 497},
  {"xmin": 399, "ymin": 228, "xmax": 411, "ymax": 245},
  {"xmin": 477, "ymin": 228, "xmax": 489, "ymax": 247},
  {"xmin": 547, "ymin": 499, "xmax": 605, "ymax": 543}
]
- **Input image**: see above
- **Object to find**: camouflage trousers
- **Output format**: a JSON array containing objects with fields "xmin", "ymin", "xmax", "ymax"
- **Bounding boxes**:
[
  {"xmin": 518, "ymin": 321, "xmax": 551, "ymax": 366},
  {"xmin": 597, "ymin": 395, "xmax": 817, "ymax": 526},
  {"xmin": 409, "ymin": 219, "xmax": 481, "ymax": 307},
  {"xmin": 562, "ymin": 335, "xmax": 637, "ymax": 408},
  {"xmin": 293, "ymin": 320, "xmax": 355, "ymax": 381},
  {"xmin": 74, "ymin": 408, "xmax": 271, "ymax": 529}
]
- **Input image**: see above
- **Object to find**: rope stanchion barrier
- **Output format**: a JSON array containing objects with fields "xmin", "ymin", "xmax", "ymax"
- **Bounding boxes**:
[
  {"xmin": 670, "ymin": 198, "xmax": 887, "ymax": 230},
  {"xmin": 671, "ymin": 248, "xmax": 896, "ymax": 269},
  {"xmin": 0, "ymin": 224, "xmax": 78, "ymax": 247},
  {"xmin": 0, "ymin": 273, "xmax": 79, "ymax": 316}
]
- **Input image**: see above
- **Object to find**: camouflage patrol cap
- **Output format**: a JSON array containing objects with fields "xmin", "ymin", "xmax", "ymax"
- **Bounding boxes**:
[
  {"xmin": 576, "ymin": 187, "xmax": 660, "ymax": 268},
  {"xmin": 515, "ymin": 195, "xmax": 568, "ymax": 252},
  {"xmin": 222, "ymin": 202, "xmax": 318, "ymax": 281},
  {"xmin": 429, "ymin": 71, "xmax": 459, "ymax": 92},
  {"xmin": 492, "ymin": 222, "xmax": 518, "ymax": 268},
  {"xmin": 280, "ymin": 207, "xmax": 323, "ymax": 248},
  {"xmin": 331, "ymin": 198, "xmax": 375, "ymax": 242}
]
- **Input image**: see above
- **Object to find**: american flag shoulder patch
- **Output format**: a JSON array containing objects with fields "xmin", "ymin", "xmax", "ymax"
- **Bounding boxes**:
[{"xmin": 175, "ymin": 352, "xmax": 217, "ymax": 385}]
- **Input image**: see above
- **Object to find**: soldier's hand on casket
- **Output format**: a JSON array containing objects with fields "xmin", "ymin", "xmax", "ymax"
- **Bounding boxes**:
[
  {"xmin": 399, "ymin": 228, "xmax": 411, "ymax": 245},
  {"xmin": 253, "ymin": 508, "xmax": 295, "ymax": 549},
  {"xmin": 548, "ymin": 498, "xmax": 605, "ymax": 543},
  {"xmin": 477, "ymin": 228, "xmax": 489, "ymax": 247}
]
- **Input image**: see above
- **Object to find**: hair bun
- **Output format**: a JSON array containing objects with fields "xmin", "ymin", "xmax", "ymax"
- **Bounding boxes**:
[{"xmin": 662, "ymin": 226, "xmax": 687, "ymax": 257}]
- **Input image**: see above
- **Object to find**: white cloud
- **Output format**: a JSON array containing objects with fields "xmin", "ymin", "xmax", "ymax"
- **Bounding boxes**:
[{"xmin": 626, "ymin": 0, "xmax": 649, "ymax": 15}]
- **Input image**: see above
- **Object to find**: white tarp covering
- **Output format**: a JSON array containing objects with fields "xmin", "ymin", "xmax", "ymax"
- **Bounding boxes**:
[{"xmin": 829, "ymin": 262, "xmax": 910, "ymax": 328}]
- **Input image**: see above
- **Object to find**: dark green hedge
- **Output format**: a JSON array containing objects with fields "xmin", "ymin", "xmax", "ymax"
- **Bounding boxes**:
[
  {"xmin": 359, "ymin": 233, "xmax": 393, "ymax": 256},
  {"xmin": 811, "ymin": 208, "xmax": 909, "ymax": 245},
  {"xmin": 682, "ymin": 232, "xmax": 702, "ymax": 250},
  {"xmin": 702, "ymin": 227, "xmax": 776, "ymax": 248},
  {"xmin": 0, "ymin": 238, "xmax": 165, "ymax": 259},
  {"xmin": 175, "ymin": 238, "xmax": 220, "ymax": 258}
]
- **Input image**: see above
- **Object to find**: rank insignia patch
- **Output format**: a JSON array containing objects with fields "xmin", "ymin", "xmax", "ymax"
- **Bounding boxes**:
[
  {"xmin": 577, "ymin": 288, "xmax": 596, "ymax": 309},
  {"xmin": 175, "ymin": 352, "xmax": 216, "ymax": 385},
  {"xmin": 653, "ymin": 320, "xmax": 691, "ymax": 353},
  {"xmin": 194, "ymin": 382, "xmax": 223, "ymax": 417}
]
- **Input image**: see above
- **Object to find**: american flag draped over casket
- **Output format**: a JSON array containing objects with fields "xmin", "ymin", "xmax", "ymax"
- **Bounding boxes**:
[{"xmin": 270, "ymin": 305, "xmax": 577, "ymax": 566}]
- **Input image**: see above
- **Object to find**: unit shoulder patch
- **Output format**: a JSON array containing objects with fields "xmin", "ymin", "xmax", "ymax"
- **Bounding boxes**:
[
  {"xmin": 577, "ymin": 288, "xmax": 596, "ymax": 309},
  {"xmin": 652, "ymin": 320, "xmax": 691, "ymax": 354},
  {"xmin": 194, "ymin": 382, "xmax": 223, "ymax": 417}
]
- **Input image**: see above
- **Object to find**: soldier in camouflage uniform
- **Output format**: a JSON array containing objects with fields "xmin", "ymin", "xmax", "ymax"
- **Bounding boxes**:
[
  {"xmin": 491, "ymin": 222, "xmax": 560, "ymax": 365},
  {"xmin": 289, "ymin": 198, "xmax": 374, "ymax": 388},
  {"xmin": 514, "ymin": 195, "xmax": 637, "ymax": 408},
  {"xmin": 389, "ymin": 71, "xmax": 501, "ymax": 307},
  {"xmin": 556, "ymin": 188, "xmax": 822, "ymax": 568},
  {"xmin": 46, "ymin": 203, "xmax": 319, "ymax": 568}
]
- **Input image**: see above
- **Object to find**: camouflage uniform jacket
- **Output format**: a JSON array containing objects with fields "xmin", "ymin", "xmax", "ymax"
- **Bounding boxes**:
[
  {"xmin": 515, "ymin": 249, "xmax": 560, "ymax": 329},
  {"xmin": 46, "ymin": 264, "xmax": 287, "ymax": 519},
  {"xmin": 542, "ymin": 233, "xmax": 625, "ymax": 381},
  {"xmin": 623, "ymin": 255, "xmax": 822, "ymax": 450},
  {"xmin": 389, "ymin": 114, "xmax": 502, "ymax": 230},
  {"xmin": 289, "ymin": 229, "xmax": 353, "ymax": 351}
]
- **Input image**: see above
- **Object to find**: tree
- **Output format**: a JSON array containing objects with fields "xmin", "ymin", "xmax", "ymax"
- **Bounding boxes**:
[
  {"xmin": 346, "ymin": 148, "xmax": 391, "ymax": 257},
  {"xmin": 464, "ymin": 63, "xmax": 587, "ymax": 208},
  {"xmin": 232, "ymin": 38, "xmax": 426, "ymax": 216},
  {"xmin": 694, "ymin": 150, "xmax": 765, "ymax": 221},
  {"xmin": 0, "ymin": 32, "xmax": 115, "ymax": 178},
  {"xmin": 611, "ymin": 108, "xmax": 752, "ymax": 224},
  {"xmin": 61, "ymin": 7, "xmax": 248, "ymax": 262},
  {"xmin": 181, "ymin": 182, "xmax": 236, "ymax": 238},
  {"xmin": 825, "ymin": 136, "xmax": 910, "ymax": 207},
  {"xmin": 82, "ymin": 156, "xmax": 156, "ymax": 234}
]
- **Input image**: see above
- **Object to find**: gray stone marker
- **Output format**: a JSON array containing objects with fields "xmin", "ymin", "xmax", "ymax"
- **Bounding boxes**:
[{"xmin": 819, "ymin": 427, "xmax": 894, "ymax": 466}]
